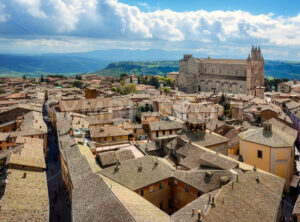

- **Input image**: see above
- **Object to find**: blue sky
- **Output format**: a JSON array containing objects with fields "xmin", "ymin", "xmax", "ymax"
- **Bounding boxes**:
[
  {"xmin": 0, "ymin": 0, "xmax": 300, "ymax": 60},
  {"xmin": 123, "ymin": 0, "xmax": 300, "ymax": 16}
]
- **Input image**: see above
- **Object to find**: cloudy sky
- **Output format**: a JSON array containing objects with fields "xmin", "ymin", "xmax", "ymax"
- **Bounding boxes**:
[{"xmin": 0, "ymin": 0, "xmax": 300, "ymax": 60}]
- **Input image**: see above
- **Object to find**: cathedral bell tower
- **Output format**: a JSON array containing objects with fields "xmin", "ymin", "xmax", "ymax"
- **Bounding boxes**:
[{"xmin": 246, "ymin": 46, "xmax": 264, "ymax": 98}]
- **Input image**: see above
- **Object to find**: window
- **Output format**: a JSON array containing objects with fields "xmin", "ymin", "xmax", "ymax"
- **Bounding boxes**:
[
  {"xmin": 168, "ymin": 179, "xmax": 172, "ymax": 186},
  {"xmin": 149, "ymin": 185, "xmax": 154, "ymax": 192},
  {"xmin": 160, "ymin": 202, "xmax": 163, "ymax": 210},
  {"xmin": 168, "ymin": 198, "xmax": 172, "ymax": 208},
  {"xmin": 159, "ymin": 182, "xmax": 163, "ymax": 189},
  {"xmin": 140, "ymin": 189, "xmax": 144, "ymax": 196},
  {"xmin": 174, "ymin": 180, "xmax": 178, "ymax": 186},
  {"xmin": 197, "ymin": 191, "xmax": 201, "ymax": 197},
  {"xmin": 170, "ymin": 130, "xmax": 172, "ymax": 135},
  {"xmin": 134, "ymin": 129, "xmax": 137, "ymax": 133},
  {"xmin": 156, "ymin": 131, "xmax": 159, "ymax": 137},
  {"xmin": 163, "ymin": 130, "xmax": 165, "ymax": 135},
  {"xmin": 257, "ymin": 150, "xmax": 263, "ymax": 159},
  {"xmin": 185, "ymin": 184, "xmax": 189, "ymax": 192}
]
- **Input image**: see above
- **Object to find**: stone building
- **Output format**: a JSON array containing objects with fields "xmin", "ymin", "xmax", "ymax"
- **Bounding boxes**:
[
  {"xmin": 239, "ymin": 118, "xmax": 297, "ymax": 191},
  {"xmin": 177, "ymin": 46, "xmax": 264, "ymax": 98}
]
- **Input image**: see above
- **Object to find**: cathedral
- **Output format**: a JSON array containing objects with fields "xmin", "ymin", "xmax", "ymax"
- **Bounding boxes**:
[{"xmin": 177, "ymin": 46, "xmax": 265, "ymax": 98}]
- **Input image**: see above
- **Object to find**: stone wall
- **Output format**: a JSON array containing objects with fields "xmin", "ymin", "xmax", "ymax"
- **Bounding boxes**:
[{"xmin": 178, "ymin": 47, "xmax": 264, "ymax": 96}]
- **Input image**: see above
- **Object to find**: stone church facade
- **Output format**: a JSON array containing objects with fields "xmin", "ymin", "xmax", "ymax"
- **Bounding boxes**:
[{"xmin": 177, "ymin": 46, "xmax": 264, "ymax": 98}]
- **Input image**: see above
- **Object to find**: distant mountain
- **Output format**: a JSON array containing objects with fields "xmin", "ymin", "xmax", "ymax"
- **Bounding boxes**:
[
  {"xmin": 0, "ymin": 49, "xmax": 299, "ymax": 80},
  {"xmin": 69, "ymin": 49, "xmax": 186, "ymax": 61},
  {"xmin": 96, "ymin": 60, "xmax": 300, "ymax": 80},
  {"xmin": 0, "ymin": 54, "xmax": 111, "ymax": 76},
  {"xmin": 95, "ymin": 61, "xmax": 178, "ymax": 76},
  {"xmin": 264, "ymin": 60, "xmax": 300, "ymax": 80}
]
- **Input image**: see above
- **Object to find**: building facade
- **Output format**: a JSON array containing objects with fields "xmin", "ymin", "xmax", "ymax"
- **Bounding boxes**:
[
  {"xmin": 177, "ymin": 46, "xmax": 264, "ymax": 98},
  {"xmin": 239, "ymin": 119, "xmax": 297, "ymax": 191}
]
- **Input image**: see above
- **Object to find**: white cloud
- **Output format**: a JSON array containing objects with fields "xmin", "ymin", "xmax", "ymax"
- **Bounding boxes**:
[
  {"xmin": 0, "ymin": 0, "xmax": 300, "ymax": 58},
  {"xmin": 14, "ymin": 0, "xmax": 47, "ymax": 18},
  {"xmin": 0, "ymin": 3, "xmax": 9, "ymax": 22}
]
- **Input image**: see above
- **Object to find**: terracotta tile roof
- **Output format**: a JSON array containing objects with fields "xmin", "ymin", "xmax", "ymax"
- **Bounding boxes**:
[
  {"xmin": 100, "ymin": 174, "xmax": 170, "ymax": 222},
  {"xmin": 72, "ymin": 172, "xmax": 136, "ymax": 222},
  {"xmin": 59, "ymin": 98, "xmax": 133, "ymax": 112},
  {"xmin": 202, "ymin": 169, "xmax": 284, "ymax": 222},
  {"xmin": 0, "ymin": 169, "xmax": 49, "ymax": 221},
  {"xmin": 90, "ymin": 126, "xmax": 130, "ymax": 138},
  {"xmin": 181, "ymin": 129, "xmax": 229, "ymax": 147},
  {"xmin": 171, "ymin": 190, "xmax": 220, "ymax": 221},
  {"xmin": 174, "ymin": 170, "xmax": 233, "ymax": 193},
  {"xmin": 97, "ymin": 150, "xmax": 135, "ymax": 167},
  {"xmin": 99, "ymin": 156, "xmax": 174, "ymax": 190},
  {"xmin": 149, "ymin": 121, "xmax": 182, "ymax": 131},
  {"xmin": 177, "ymin": 142, "xmax": 237, "ymax": 170},
  {"xmin": 8, "ymin": 139, "xmax": 46, "ymax": 169},
  {"xmin": 239, "ymin": 118, "xmax": 297, "ymax": 148}
]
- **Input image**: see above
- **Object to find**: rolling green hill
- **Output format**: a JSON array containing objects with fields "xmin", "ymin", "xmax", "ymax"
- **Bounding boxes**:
[
  {"xmin": 264, "ymin": 60, "xmax": 300, "ymax": 80},
  {"xmin": 0, "ymin": 54, "xmax": 110, "ymax": 77},
  {"xmin": 96, "ymin": 60, "xmax": 300, "ymax": 80},
  {"xmin": 95, "ymin": 61, "xmax": 179, "ymax": 76},
  {"xmin": 0, "ymin": 51, "xmax": 299, "ymax": 80}
]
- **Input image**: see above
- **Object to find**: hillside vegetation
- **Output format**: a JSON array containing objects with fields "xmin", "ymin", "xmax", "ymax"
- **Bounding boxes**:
[
  {"xmin": 0, "ymin": 54, "xmax": 110, "ymax": 76},
  {"xmin": 95, "ymin": 61, "xmax": 179, "ymax": 76},
  {"xmin": 0, "ymin": 52, "xmax": 299, "ymax": 80},
  {"xmin": 96, "ymin": 60, "xmax": 300, "ymax": 80},
  {"xmin": 264, "ymin": 60, "xmax": 300, "ymax": 80}
]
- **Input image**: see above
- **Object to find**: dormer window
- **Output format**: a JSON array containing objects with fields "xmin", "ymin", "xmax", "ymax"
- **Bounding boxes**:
[{"xmin": 263, "ymin": 123, "xmax": 272, "ymax": 131}]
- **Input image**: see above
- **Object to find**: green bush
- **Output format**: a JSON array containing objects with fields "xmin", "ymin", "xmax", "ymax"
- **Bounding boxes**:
[{"xmin": 121, "ymin": 83, "xmax": 136, "ymax": 95}]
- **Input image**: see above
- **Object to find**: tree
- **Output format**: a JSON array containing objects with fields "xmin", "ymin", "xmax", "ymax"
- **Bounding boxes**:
[
  {"xmin": 149, "ymin": 77, "xmax": 160, "ymax": 89},
  {"xmin": 121, "ymin": 83, "xmax": 136, "ymax": 95},
  {"xmin": 130, "ymin": 75, "xmax": 133, "ymax": 83},
  {"xmin": 111, "ymin": 87, "xmax": 117, "ymax": 92},
  {"xmin": 73, "ymin": 80, "xmax": 83, "ymax": 88},
  {"xmin": 22, "ymin": 75, "xmax": 26, "ymax": 80},
  {"xmin": 219, "ymin": 93, "xmax": 226, "ymax": 106},
  {"xmin": 138, "ymin": 76, "xmax": 141, "ymax": 84},
  {"xmin": 219, "ymin": 93, "xmax": 231, "ymax": 118},
  {"xmin": 40, "ymin": 75, "xmax": 45, "ymax": 82},
  {"xmin": 120, "ymin": 73, "xmax": 128, "ymax": 81},
  {"xmin": 163, "ymin": 87, "xmax": 170, "ymax": 93}
]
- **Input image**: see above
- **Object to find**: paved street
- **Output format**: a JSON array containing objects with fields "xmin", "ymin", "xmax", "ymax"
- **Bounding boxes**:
[{"xmin": 43, "ymin": 106, "xmax": 71, "ymax": 222}]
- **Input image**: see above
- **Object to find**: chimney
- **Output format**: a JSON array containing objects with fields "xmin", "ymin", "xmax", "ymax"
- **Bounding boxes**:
[
  {"xmin": 138, "ymin": 163, "xmax": 143, "ymax": 172},
  {"xmin": 192, "ymin": 208, "xmax": 195, "ymax": 216},
  {"xmin": 197, "ymin": 210, "xmax": 203, "ymax": 222},
  {"xmin": 23, "ymin": 172, "xmax": 27, "ymax": 178},
  {"xmin": 114, "ymin": 159, "xmax": 120, "ymax": 172},
  {"xmin": 205, "ymin": 171, "xmax": 213, "ymax": 178},
  {"xmin": 211, "ymin": 197, "xmax": 215, "ymax": 208},
  {"xmin": 220, "ymin": 176, "xmax": 230, "ymax": 186},
  {"xmin": 256, "ymin": 175, "xmax": 260, "ymax": 183},
  {"xmin": 154, "ymin": 156, "xmax": 158, "ymax": 167},
  {"xmin": 263, "ymin": 123, "xmax": 272, "ymax": 132}
]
